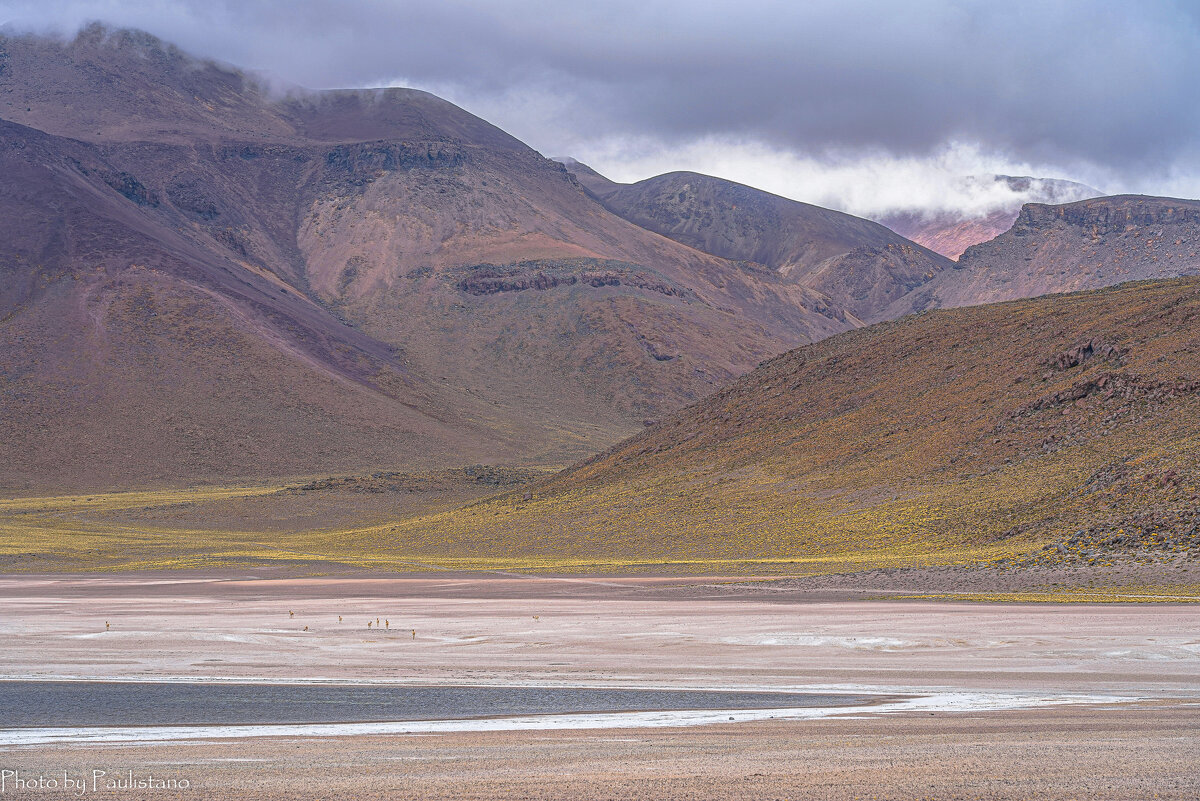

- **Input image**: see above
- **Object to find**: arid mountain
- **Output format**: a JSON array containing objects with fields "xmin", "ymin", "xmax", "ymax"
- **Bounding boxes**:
[
  {"xmin": 0, "ymin": 114, "xmax": 514, "ymax": 492},
  {"xmin": 0, "ymin": 26, "xmax": 867, "ymax": 490},
  {"xmin": 886, "ymin": 195, "xmax": 1200, "ymax": 317},
  {"xmin": 561, "ymin": 160, "xmax": 953, "ymax": 321},
  {"xmin": 876, "ymin": 175, "xmax": 1100, "ymax": 259},
  {"xmin": 379, "ymin": 276, "xmax": 1200, "ymax": 569}
]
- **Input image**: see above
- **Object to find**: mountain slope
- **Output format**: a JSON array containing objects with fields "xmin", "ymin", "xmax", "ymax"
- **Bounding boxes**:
[
  {"xmin": 372, "ymin": 276, "xmax": 1200, "ymax": 569},
  {"xmin": 886, "ymin": 195, "xmax": 1200, "ymax": 317},
  {"xmin": 0, "ymin": 26, "xmax": 860, "ymax": 489},
  {"xmin": 0, "ymin": 116, "xmax": 516, "ymax": 492},
  {"xmin": 563, "ymin": 161, "xmax": 953, "ymax": 321}
]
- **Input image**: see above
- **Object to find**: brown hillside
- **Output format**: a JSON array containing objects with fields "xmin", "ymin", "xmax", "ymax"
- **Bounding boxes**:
[
  {"xmin": 564, "ymin": 163, "xmax": 953, "ymax": 321},
  {"xmin": 0, "ymin": 27, "xmax": 860, "ymax": 490},
  {"xmin": 370, "ymin": 277, "xmax": 1200, "ymax": 570},
  {"xmin": 0, "ymin": 117, "xmax": 512, "ymax": 492}
]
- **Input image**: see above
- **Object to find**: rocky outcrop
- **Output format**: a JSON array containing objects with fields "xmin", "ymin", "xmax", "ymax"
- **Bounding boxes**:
[
  {"xmin": 1010, "ymin": 372, "xmax": 1200, "ymax": 418},
  {"xmin": 456, "ymin": 259, "xmax": 684, "ymax": 298},
  {"xmin": 1046, "ymin": 339, "xmax": 1123, "ymax": 371},
  {"xmin": 459, "ymin": 270, "xmax": 576, "ymax": 295},
  {"xmin": 323, "ymin": 141, "xmax": 464, "ymax": 186},
  {"xmin": 1009, "ymin": 197, "xmax": 1200, "ymax": 238},
  {"xmin": 102, "ymin": 171, "xmax": 159, "ymax": 206}
]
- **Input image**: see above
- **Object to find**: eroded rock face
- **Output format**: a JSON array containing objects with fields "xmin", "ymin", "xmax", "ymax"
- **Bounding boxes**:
[
  {"xmin": 459, "ymin": 270, "xmax": 577, "ymax": 295},
  {"xmin": 881, "ymin": 195, "xmax": 1200, "ymax": 317},
  {"xmin": 1012, "ymin": 197, "xmax": 1200, "ymax": 237},
  {"xmin": 455, "ymin": 260, "xmax": 683, "ymax": 298},
  {"xmin": 323, "ymin": 141, "xmax": 464, "ymax": 186}
]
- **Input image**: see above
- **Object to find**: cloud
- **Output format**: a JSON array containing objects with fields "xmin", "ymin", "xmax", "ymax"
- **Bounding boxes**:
[
  {"xmin": 3, "ymin": 0, "xmax": 1199, "ymax": 213},
  {"xmin": 572, "ymin": 138, "xmax": 1102, "ymax": 219}
]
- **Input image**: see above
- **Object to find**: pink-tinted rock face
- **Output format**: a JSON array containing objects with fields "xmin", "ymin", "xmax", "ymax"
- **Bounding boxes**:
[{"xmin": 878, "ymin": 195, "xmax": 1200, "ymax": 318}]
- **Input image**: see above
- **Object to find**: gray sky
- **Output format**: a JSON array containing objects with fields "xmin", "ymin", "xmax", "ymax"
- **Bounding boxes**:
[{"xmin": 3, "ymin": 0, "xmax": 1198, "ymax": 216}]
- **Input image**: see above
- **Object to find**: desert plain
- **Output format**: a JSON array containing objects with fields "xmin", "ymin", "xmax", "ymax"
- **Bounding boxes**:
[
  {"xmin": 1, "ymin": 571, "xmax": 1197, "ymax": 800},
  {"xmin": 3, "ymin": 17, "xmax": 1200, "ymax": 801}
]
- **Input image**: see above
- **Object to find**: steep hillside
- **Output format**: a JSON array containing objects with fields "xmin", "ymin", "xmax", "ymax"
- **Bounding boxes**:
[
  {"xmin": 877, "ymin": 175, "xmax": 1099, "ymax": 259},
  {"xmin": 0, "ymin": 117, "xmax": 513, "ymax": 492},
  {"xmin": 370, "ymin": 277, "xmax": 1200, "ymax": 570},
  {"xmin": 0, "ymin": 27, "xmax": 857, "ymax": 489},
  {"xmin": 563, "ymin": 162, "xmax": 953, "ymax": 321},
  {"xmin": 888, "ymin": 195, "xmax": 1200, "ymax": 316}
]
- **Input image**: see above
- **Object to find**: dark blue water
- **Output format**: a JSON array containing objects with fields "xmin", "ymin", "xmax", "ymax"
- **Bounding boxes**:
[{"xmin": 0, "ymin": 681, "xmax": 866, "ymax": 727}]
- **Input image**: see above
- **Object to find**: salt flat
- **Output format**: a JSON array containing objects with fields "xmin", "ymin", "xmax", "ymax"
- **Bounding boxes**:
[
  {"xmin": 0, "ymin": 573, "xmax": 1197, "ymax": 799},
  {"xmin": 0, "ymin": 574, "xmax": 1196, "ymax": 695}
]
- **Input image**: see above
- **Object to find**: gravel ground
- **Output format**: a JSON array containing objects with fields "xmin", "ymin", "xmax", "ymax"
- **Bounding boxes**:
[{"xmin": 3, "ymin": 702, "xmax": 1197, "ymax": 800}]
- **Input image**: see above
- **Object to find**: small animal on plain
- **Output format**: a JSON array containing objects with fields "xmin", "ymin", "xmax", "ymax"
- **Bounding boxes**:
[
  {"xmin": 289, "ymin": 611, "xmax": 294, "ymax": 618},
  {"xmin": 385, "ymin": 619, "xmax": 389, "ymax": 630},
  {"xmin": 338, "ymin": 616, "xmax": 342, "ymax": 623},
  {"xmin": 303, "ymin": 626, "xmax": 309, "ymax": 632},
  {"xmin": 368, "ymin": 621, "xmax": 372, "ymax": 629},
  {"xmin": 105, "ymin": 621, "xmax": 110, "ymax": 631}
]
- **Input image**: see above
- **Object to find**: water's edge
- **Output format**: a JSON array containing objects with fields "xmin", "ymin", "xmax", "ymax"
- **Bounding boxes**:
[{"xmin": 0, "ymin": 681, "xmax": 1131, "ymax": 745}]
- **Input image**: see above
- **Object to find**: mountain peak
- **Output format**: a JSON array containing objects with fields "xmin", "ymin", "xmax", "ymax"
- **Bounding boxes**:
[{"xmin": 561, "ymin": 160, "xmax": 952, "ymax": 321}]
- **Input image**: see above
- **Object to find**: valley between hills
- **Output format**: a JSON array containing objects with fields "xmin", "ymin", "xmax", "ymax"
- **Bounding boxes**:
[
  {"xmin": 1, "ymin": 19, "xmax": 1198, "ymax": 801},
  {"xmin": 5, "ymin": 278, "xmax": 1200, "ymax": 601},
  {"xmin": 0, "ymin": 27, "xmax": 1198, "ymax": 601}
]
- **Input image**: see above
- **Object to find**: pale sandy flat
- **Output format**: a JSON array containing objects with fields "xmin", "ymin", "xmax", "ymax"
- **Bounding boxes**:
[{"xmin": 1, "ymin": 573, "xmax": 1197, "ymax": 799}]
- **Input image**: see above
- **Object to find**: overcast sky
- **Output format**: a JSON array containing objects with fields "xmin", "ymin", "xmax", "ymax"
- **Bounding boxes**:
[{"xmin": 3, "ymin": 0, "xmax": 1199, "ymax": 217}]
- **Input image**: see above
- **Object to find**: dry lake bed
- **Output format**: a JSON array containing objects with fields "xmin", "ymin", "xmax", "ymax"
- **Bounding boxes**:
[{"xmin": 0, "ymin": 573, "xmax": 1197, "ymax": 799}]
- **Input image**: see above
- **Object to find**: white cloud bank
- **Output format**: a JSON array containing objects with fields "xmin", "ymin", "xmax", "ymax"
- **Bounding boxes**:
[
  {"xmin": 558, "ymin": 138, "xmax": 1103, "ymax": 219},
  {"xmin": 3, "ymin": 0, "xmax": 1200, "ymax": 218}
]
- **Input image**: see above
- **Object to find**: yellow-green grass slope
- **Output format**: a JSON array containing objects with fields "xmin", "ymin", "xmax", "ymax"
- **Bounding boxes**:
[
  {"xmin": 360, "ymin": 276, "xmax": 1200, "ymax": 572},
  {"xmin": 5, "ymin": 277, "xmax": 1200, "ymax": 578},
  {"xmin": 0, "ymin": 468, "xmax": 548, "ymax": 573}
]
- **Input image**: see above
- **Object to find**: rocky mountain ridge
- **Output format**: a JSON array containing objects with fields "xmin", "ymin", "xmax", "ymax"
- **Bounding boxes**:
[
  {"xmin": 0, "ymin": 26, "xmax": 886, "ymax": 489},
  {"xmin": 563, "ymin": 162, "xmax": 954, "ymax": 321}
]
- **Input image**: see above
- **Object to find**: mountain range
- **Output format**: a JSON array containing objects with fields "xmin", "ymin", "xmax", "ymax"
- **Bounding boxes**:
[
  {"xmin": 562, "ymin": 159, "xmax": 953, "ymax": 321},
  {"xmin": 888, "ymin": 194, "xmax": 1200, "ymax": 315},
  {"xmin": 0, "ymin": 26, "xmax": 853, "ymax": 489},
  {"xmin": 3, "ymin": 25, "xmax": 1200, "ymax": 497},
  {"xmin": 565, "ymin": 161, "xmax": 1200, "ymax": 321}
]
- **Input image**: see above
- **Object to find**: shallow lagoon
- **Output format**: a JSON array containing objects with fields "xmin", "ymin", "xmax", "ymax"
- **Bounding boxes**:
[{"xmin": 0, "ymin": 681, "xmax": 868, "ymax": 727}]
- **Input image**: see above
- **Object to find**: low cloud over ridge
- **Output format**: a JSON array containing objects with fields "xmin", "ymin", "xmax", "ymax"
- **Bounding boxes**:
[{"xmin": 3, "ymin": 0, "xmax": 1198, "ymax": 216}]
